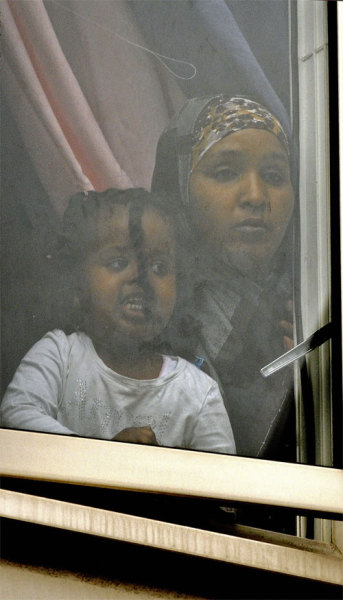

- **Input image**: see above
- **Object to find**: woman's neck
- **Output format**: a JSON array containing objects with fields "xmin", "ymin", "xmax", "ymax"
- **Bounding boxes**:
[
  {"xmin": 92, "ymin": 339, "xmax": 163, "ymax": 380},
  {"xmin": 200, "ymin": 248, "xmax": 278, "ymax": 285}
]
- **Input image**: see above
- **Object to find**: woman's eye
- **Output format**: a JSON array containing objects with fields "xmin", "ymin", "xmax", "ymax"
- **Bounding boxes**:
[
  {"xmin": 262, "ymin": 169, "xmax": 288, "ymax": 186},
  {"xmin": 106, "ymin": 258, "xmax": 128, "ymax": 272},
  {"xmin": 211, "ymin": 167, "xmax": 238, "ymax": 182}
]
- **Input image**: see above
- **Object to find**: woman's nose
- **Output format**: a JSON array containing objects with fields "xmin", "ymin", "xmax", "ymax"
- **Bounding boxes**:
[{"xmin": 238, "ymin": 172, "xmax": 269, "ymax": 210}]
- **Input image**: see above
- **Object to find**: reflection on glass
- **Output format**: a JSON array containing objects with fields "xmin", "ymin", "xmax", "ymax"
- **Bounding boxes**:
[{"xmin": 1, "ymin": 0, "xmax": 297, "ymax": 464}]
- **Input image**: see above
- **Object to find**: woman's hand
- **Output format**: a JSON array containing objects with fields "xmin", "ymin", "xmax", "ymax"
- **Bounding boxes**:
[
  {"xmin": 279, "ymin": 300, "xmax": 294, "ymax": 351},
  {"xmin": 112, "ymin": 425, "xmax": 158, "ymax": 445}
]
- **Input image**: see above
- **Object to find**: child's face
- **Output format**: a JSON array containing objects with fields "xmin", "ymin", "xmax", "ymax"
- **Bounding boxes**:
[{"xmin": 83, "ymin": 205, "xmax": 176, "ymax": 347}]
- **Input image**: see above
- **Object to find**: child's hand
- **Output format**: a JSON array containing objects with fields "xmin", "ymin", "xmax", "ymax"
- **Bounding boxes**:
[
  {"xmin": 279, "ymin": 299, "xmax": 294, "ymax": 351},
  {"xmin": 113, "ymin": 425, "xmax": 158, "ymax": 445}
]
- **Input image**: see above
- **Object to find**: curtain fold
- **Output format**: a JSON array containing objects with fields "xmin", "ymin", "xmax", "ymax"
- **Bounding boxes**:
[
  {"xmin": 3, "ymin": 0, "xmax": 185, "ymax": 215},
  {"xmin": 3, "ymin": 0, "xmax": 93, "ymax": 215},
  {"xmin": 130, "ymin": 0, "xmax": 290, "ymax": 136},
  {"xmin": 4, "ymin": 0, "xmax": 289, "ymax": 217}
]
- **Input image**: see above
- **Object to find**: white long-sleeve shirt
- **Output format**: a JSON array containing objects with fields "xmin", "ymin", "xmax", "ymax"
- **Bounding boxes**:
[{"xmin": 1, "ymin": 330, "xmax": 235, "ymax": 454}]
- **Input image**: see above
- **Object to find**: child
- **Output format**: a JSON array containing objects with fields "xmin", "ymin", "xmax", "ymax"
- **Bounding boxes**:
[{"xmin": 1, "ymin": 188, "xmax": 235, "ymax": 454}]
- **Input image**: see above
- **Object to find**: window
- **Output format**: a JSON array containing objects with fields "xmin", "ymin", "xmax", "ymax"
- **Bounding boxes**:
[{"xmin": 1, "ymin": 0, "xmax": 342, "ymax": 590}]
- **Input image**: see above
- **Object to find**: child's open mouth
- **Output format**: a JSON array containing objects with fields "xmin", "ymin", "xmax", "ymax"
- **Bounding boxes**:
[{"xmin": 121, "ymin": 296, "xmax": 149, "ymax": 320}]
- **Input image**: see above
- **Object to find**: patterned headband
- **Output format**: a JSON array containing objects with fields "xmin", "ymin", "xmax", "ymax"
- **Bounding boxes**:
[{"xmin": 191, "ymin": 96, "xmax": 289, "ymax": 170}]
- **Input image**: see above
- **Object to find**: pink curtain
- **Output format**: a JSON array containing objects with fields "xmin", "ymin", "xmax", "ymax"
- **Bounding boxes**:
[{"xmin": 3, "ymin": 0, "xmax": 185, "ymax": 216}]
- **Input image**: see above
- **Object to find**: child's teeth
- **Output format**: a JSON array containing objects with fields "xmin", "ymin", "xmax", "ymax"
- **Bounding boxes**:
[{"xmin": 126, "ymin": 299, "xmax": 143, "ymax": 310}]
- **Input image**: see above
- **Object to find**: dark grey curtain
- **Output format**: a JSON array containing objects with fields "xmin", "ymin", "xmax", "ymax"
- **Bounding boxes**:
[{"xmin": 130, "ymin": 0, "xmax": 291, "ymax": 134}]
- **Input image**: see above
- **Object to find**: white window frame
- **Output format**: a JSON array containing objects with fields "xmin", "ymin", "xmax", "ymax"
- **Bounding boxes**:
[
  {"xmin": 0, "ymin": 428, "xmax": 342, "ymax": 584},
  {"xmin": 295, "ymin": 0, "xmax": 335, "ymax": 544}
]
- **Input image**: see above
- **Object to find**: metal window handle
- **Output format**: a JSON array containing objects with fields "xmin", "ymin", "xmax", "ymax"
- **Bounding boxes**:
[{"xmin": 260, "ymin": 322, "xmax": 333, "ymax": 377}]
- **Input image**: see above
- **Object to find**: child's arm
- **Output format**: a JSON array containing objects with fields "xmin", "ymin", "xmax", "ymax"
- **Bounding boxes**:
[
  {"xmin": 0, "ymin": 331, "xmax": 75, "ymax": 436},
  {"xmin": 189, "ymin": 382, "xmax": 236, "ymax": 455}
]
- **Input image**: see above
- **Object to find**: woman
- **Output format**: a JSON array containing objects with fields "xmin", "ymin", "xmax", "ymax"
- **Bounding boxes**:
[{"xmin": 152, "ymin": 95, "xmax": 296, "ymax": 460}]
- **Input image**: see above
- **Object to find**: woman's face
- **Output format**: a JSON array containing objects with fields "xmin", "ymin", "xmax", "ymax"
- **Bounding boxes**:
[{"xmin": 189, "ymin": 128, "xmax": 294, "ymax": 275}]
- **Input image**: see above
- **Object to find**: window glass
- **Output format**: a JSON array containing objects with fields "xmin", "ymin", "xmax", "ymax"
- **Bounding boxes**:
[{"xmin": 1, "ymin": 0, "xmax": 340, "ymax": 541}]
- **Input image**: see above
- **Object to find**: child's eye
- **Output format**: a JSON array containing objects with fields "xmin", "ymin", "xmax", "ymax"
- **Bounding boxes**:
[
  {"xmin": 150, "ymin": 261, "xmax": 170, "ymax": 276},
  {"xmin": 106, "ymin": 258, "xmax": 128, "ymax": 272}
]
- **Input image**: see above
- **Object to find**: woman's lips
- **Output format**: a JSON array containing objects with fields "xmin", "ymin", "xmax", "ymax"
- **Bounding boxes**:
[{"xmin": 232, "ymin": 218, "xmax": 269, "ymax": 233}]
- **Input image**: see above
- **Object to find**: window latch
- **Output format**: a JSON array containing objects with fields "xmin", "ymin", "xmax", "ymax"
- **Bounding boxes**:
[{"xmin": 260, "ymin": 322, "xmax": 333, "ymax": 377}]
